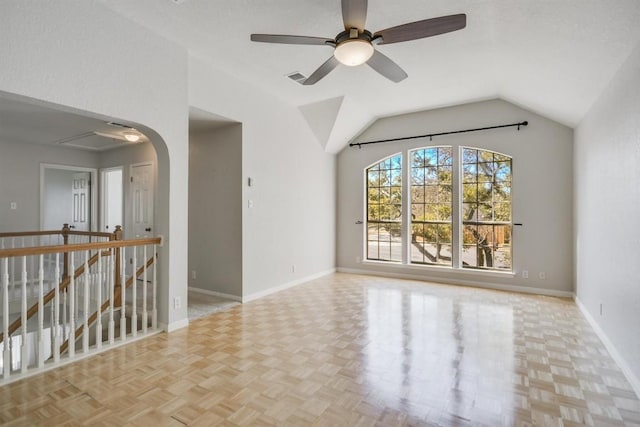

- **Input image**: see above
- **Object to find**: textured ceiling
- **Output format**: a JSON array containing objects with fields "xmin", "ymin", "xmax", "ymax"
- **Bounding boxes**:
[{"xmin": 6, "ymin": 1, "xmax": 640, "ymax": 153}]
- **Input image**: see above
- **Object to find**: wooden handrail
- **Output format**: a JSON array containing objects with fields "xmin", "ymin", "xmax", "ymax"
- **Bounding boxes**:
[
  {"xmin": 0, "ymin": 229, "xmax": 112, "ymax": 239},
  {"xmin": 59, "ymin": 254, "xmax": 157, "ymax": 354},
  {"xmin": 0, "ymin": 237, "xmax": 162, "ymax": 258},
  {"xmin": 0, "ymin": 230, "xmax": 64, "ymax": 238},
  {"xmin": 0, "ymin": 250, "xmax": 111, "ymax": 344}
]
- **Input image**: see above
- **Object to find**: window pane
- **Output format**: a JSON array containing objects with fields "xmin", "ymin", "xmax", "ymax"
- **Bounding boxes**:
[
  {"xmin": 462, "ymin": 203, "xmax": 477, "ymax": 221},
  {"xmin": 461, "ymin": 148, "xmax": 512, "ymax": 271},
  {"xmin": 463, "ymin": 163, "xmax": 477, "ymax": 183},
  {"xmin": 438, "ymin": 184, "xmax": 452, "ymax": 202},
  {"xmin": 495, "ymin": 161, "xmax": 511, "ymax": 181},
  {"xmin": 439, "ymin": 165, "xmax": 452, "ymax": 184},
  {"xmin": 409, "ymin": 146, "xmax": 453, "ymax": 267},
  {"xmin": 412, "ymin": 185, "xmax": 425, "ymax": 203},
  {"xmin": 478, "ymin": 203, "xmax": 492, "ymax": 221},
  {"xmin": 368, "ymin": 170, "xmax": 379, "ymax": 186},
  {"xmin": 412, "ymin": 204, "xmax": 425, "ymax": 220},
  {"xmin": 438, "ymin": 224, "xmax": 452, "ymax": 243},
  {"xmin": 411, "ymin": 167, "xmax": 425, "ymax": 185},
  {"xmin": 425, "ymin": 167, "xmax": 438, "ymax": 184},
  {"xmin": 477, "ymin": 163, "xmax": 493, "ymax": 182},
  {"xmin": 425, "ymin": 185, "xmax": 438, "ymax": 203},
  {"xmin": 366, "ymin": 154, "xmax": 402, "ymax": 262},
  {"xmin": 494, "ymin": 202, "xmax": 511, "ymax": 222},
  {"xmin": 462, "ymin": 183, "xmax": 477, "ymax": 203},
  {"xmin": 438, "ymin": 147, "xmax": 453, "ymax": 166},
  {"xmin": 462, "ymin": 148, "xmax": 477, "ymax": 164}
]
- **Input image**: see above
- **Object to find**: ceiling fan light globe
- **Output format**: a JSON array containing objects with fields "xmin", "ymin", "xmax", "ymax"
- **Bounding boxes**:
[{"xmin": 334, "ymin": 39, "xmax": 374, "ymax": 66}]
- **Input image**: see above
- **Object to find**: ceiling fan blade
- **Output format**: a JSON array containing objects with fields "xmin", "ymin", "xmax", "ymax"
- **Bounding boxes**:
[
  {"xmin": 303, "ymin": 56, "xmax": 340, "ymax": 85},
  {"xmin": 250, "ymin": 34, "xmax": 334, "ymax": 46},
  {"xmin": 342, "ymin": 0, "xmax": 368, "ymax": 30},
  {"xmin": 366, "ymin": 50, "xmax": 407, "ymax": 83},
  {"xmin": 374, "ymin": 14, "xmax": 466, "ymax": 45}
]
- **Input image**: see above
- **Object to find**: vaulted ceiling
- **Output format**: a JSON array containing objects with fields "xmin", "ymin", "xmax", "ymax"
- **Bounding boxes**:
[
  {"xmin": 3, "ymin": 2, "xmax": 640, "ymax": 153},
  {"xmin": 98, "ymin": 0, "xmax": 640, "ymax": 152}
]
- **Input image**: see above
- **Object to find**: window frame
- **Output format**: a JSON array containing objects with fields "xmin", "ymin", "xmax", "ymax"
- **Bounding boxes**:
[{"xmin": 362, "ymin": 146, "xmax": 514, "ymax": 273}]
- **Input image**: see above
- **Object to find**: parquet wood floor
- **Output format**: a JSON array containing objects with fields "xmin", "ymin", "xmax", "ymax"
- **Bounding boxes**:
[{"xmin": 1, "ymin": 273, "xmax": 639, "ymax": 426}]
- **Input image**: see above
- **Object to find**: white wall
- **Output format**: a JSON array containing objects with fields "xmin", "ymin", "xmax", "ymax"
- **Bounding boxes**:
[
  {"xmin": 0, "ymin": 1, "xmax": 188, "ymax": 329},
  {"xmin": 337, "ymin": 99, "xmax": 574, "ymax": 296},
  {"xmin": 575, "ymin": 43, "xmax": 640, "ymax": 391},
  {"xmin": 0, "ymin": 139, "xmax": 99, "ymax": 232},
  {"xmin": 189, "ymin": 124, "xmax": 243, "ymax": 298},
  {"xmin": 188, "ymin": 57, "xmax": 336, "ymax": 300}
]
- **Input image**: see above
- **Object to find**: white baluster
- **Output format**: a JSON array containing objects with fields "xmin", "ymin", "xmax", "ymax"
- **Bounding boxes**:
[
  {"xmin": 82, "ymin": 251, "xmax": 89, "ymax": 354},
  {"xmin": 131, "ymin": 246, "xmax": 137, "ymax": 338},
  {"xmin": 29, "ymin": 238, "xmax": 35, "ymax": 298},
  {"xmin": 152, "ymin": 245, "xmax": 157, "ymax": 330},
  {"xmin": 96, "ymin": 250, "xmax": 103, "ymax": 350},
  {"xmin": 68, "ymin": 255, "xmax": 75, "ymax": 358},
  {"xmin": 108, "ymin": 249, "xmax": 115, "ymax": 345},
  {"xmin": 20, "ymin": 256, "xmax": 27, "ymax": 373},
  {"xmin": 53, "ymin": 254, "xmax": 60, "ymax": 363},
  {"xmin": 120, "ymin": 248, "xmax": 126, "ymax": 342},
  {"xmin": 37, "ymin": 255, "xmax": 44, "ymax": 368},
  {"xmin": 142, "ymin": 245, "xmax": 148, "ymax": 334},
  {"xmin": 10, "ymin": 238, "xmax": 15, "ymax": 301},
  {"xmin": 2, "ymin": 258, "xmax": 10, "ymax": 380}
]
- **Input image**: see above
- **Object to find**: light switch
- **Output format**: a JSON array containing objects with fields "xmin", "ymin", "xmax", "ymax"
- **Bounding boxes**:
[{"xmin": 10, "ymin": 202, "xmax": 17, "ymax": 210}]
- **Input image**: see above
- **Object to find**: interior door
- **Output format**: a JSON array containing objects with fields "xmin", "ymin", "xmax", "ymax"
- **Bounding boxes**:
[
  {"xmin": 101, "ymin": 168, "xmax": 123, "ymax": 232},
  {"xmin": 71, "ymin": 172, "xmax": 91, "ymax": 231},
  {"xmin": 131, "ymin": 163, "xmax": 154, "ymax": 238}
]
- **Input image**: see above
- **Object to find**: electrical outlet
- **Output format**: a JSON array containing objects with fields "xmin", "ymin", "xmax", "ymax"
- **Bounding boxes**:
[
  {"xmin": 10, "ymin": 202, "xmax": 17, "ymax": 210},
  {"xmin": 356, "ymin": 256, "xmax": 361, "ymax": 263},
  {"xmin": 174, "ymin": 297, "xmax": 181, "ymax": 309},
  {"xmin": 191, "ymin": 270, "xmax": 196, "ymax": 280},
  {"xmin": 522, "ymin": 270, "xmax": 528, "ymax": 279},
  {"xmin": 539, "ymin": 272, "xmax": 546, "ymax": 280}
]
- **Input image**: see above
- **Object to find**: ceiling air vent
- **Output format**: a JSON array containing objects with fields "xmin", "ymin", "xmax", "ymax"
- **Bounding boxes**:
[{"xmin": 286, "ymin": 72, "xmax": 307, "ymax": 85}]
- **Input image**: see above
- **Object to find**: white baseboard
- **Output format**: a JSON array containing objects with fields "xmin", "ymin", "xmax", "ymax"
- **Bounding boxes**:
[
  {"xmin": 188, "ymin": 287, "xmax": 242, "ymax": 302},
  {"xmin": 336, "ymin": 267, "xmax": 574, "ymax": 298},
  {"xmin": 242, "ymin": 268, "xmax": 336, "ymax": 303},
  {"xmin": 575, "ymin": 296, "xmax": 640, "ymax": 399},
  {"xmin": 163, "ymin": 318, "xmax": 189, "ymax": 333}
]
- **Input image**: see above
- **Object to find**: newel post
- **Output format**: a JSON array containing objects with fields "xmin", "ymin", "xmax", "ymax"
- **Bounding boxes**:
[
  {"xmin": 113, "ymin": 226, "xmax": 123, "ymax": 290},
  {"xmin": 62, "ymin": 224, "xmax": 70, "ymax": 279}
]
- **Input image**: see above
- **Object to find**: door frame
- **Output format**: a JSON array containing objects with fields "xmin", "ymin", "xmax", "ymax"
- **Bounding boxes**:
[
  {"xmin": 39, "ymin": 163, "xmax": 98, "ymax": 232},
  {"xmin": 99, "ymin": 166, "xmax": 124, "ymax": 233}
]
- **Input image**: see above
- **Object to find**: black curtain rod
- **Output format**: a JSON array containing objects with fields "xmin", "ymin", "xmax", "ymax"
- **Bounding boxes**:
[{"xmin": 349, "ymin": 120, "xmax": 528, "ymax": 148}]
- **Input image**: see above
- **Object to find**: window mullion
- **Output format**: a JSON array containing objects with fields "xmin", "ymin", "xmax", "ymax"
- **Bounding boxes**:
[
  {"xmin": 452, "ymin": 147, "xmax": 461, "ymax": 269},
  {"xmin": 402, "ymin": 150, "xmax": 410, "ymax": 265}
]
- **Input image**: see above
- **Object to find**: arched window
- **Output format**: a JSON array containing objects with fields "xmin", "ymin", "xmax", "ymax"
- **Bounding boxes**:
[
  {"xmin": 461, "ymin": 148, "xmax": 512, "ymax": 270},
  {"xmin": 363, "ymin": 147, "xmax": 512, "ymax": 271},
  {"xmin": 366, "ymin": 154, "xmax": 402, "ymax": 262},
  {"xmin": 410, "ymin": 147, "xmax": 452, "ymax": 266}
]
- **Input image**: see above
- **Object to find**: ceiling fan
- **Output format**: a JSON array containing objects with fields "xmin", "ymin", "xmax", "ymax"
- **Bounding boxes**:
[{"xmin": 250, "ymin": 0, "xmax": 466, "ymax": 85}]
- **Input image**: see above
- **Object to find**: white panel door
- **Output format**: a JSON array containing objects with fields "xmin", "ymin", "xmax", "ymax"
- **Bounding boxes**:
[
  {"xmin": 71, "ymin": 172, "xmax": 91, "ymax": 231},
  {"xmin": 131, "ymin": 163, "xmax": 154, "ymax": 238}
]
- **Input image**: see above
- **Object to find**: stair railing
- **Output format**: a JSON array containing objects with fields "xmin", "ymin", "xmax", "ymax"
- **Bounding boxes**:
[{"xmin": 0, "ymin": 226, "xmax": 161, "ymax": 384}]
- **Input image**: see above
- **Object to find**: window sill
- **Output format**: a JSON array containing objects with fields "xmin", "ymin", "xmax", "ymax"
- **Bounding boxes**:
[{"xmin": 360, "ymin": 260, "xmax": 516, "ymax": 278}]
